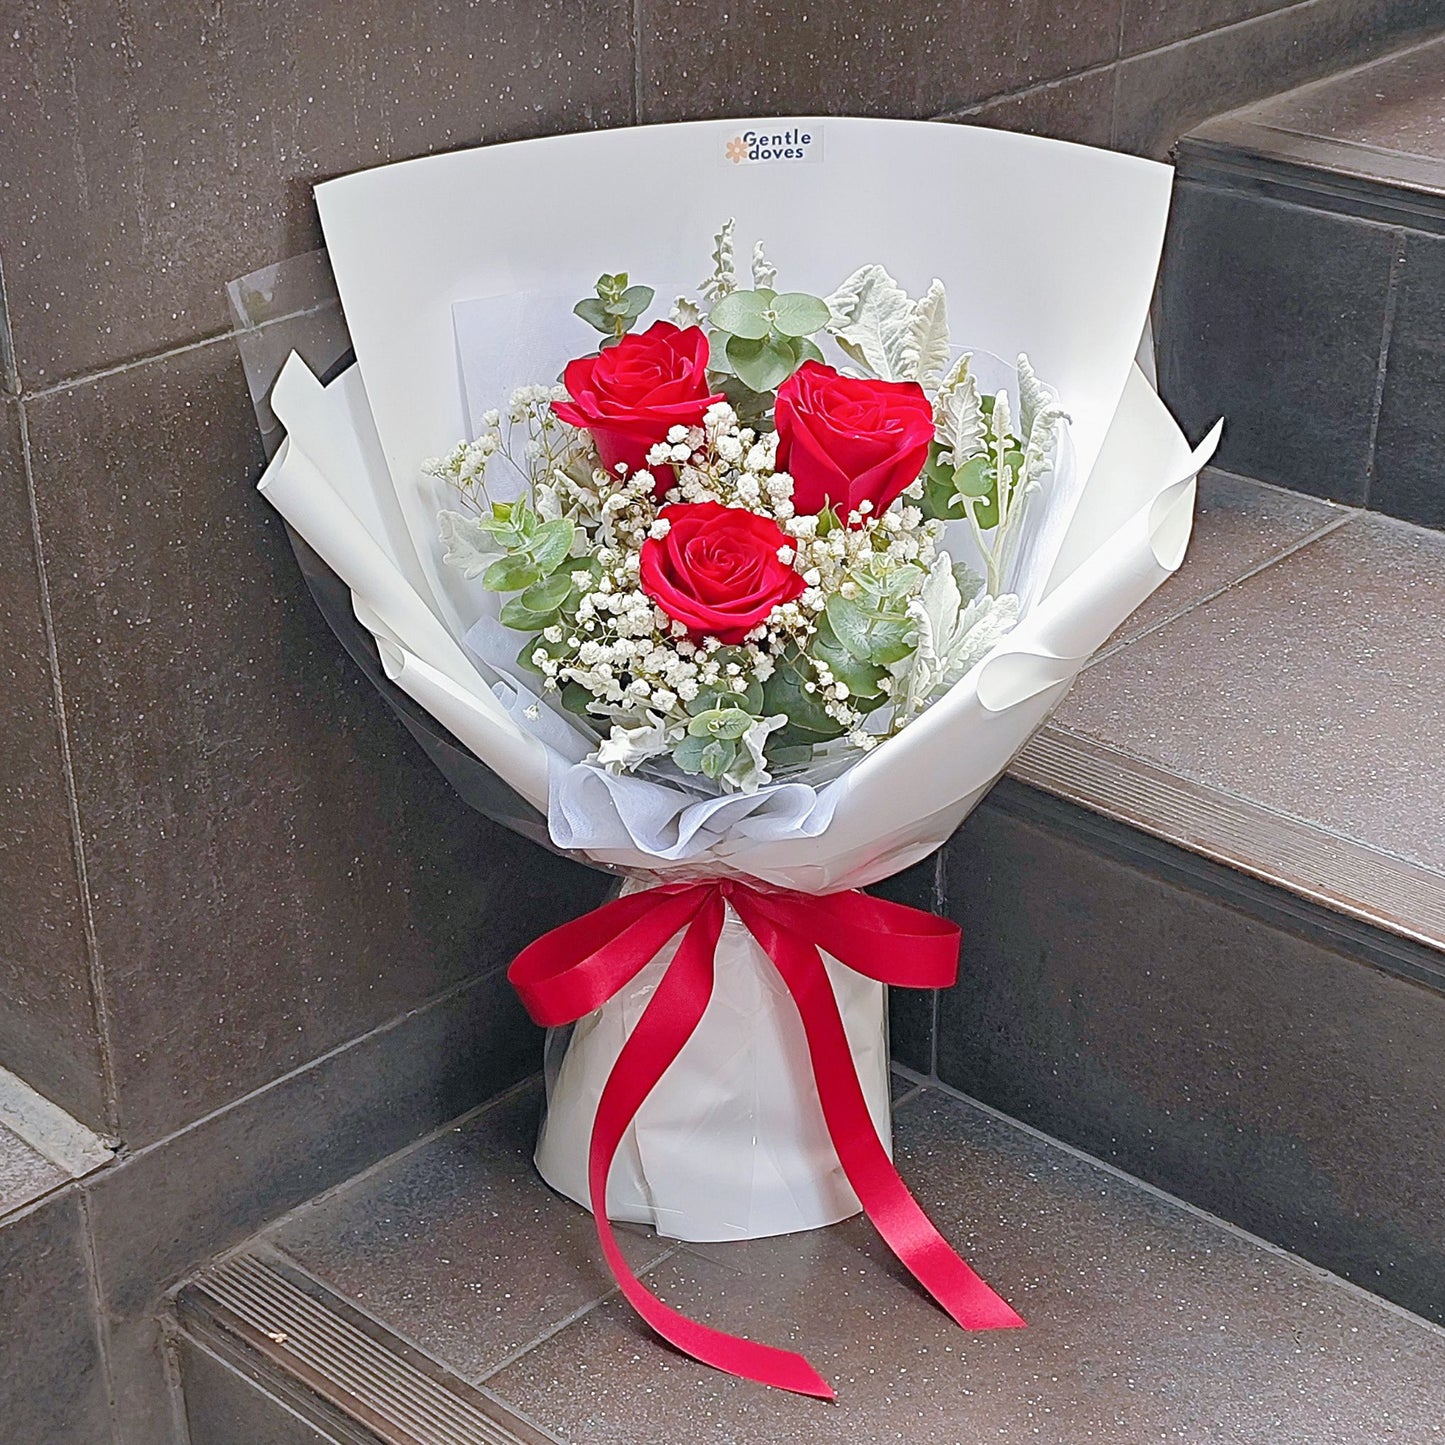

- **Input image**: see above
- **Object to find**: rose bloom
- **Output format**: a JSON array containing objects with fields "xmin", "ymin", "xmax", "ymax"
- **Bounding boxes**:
[
  {"xmin": 639, "ymin": 501, "xmax": 806, "ymax": 645},
  {"xmin": 552, "ymin": 321, "xmax": 724, "ymax": 493},
  {"xmin": 774, "ymin": 360, "xmax": 934, "ymax": 520}
]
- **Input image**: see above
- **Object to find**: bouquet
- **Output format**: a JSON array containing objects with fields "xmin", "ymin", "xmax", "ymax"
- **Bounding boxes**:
[{"xmin": 252, "ymin": 117, "xmax": 1219, "ymax": 1400}]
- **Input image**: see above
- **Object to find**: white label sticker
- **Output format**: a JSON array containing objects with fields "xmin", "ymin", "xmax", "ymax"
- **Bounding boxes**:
[{"xmin": 721, "ymin": 126, "xmax": 824, "ymax": 166}]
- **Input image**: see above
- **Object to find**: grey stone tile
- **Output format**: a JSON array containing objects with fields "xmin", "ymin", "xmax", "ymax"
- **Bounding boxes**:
[
  {"xmin": 0, "ymin": 1121, "xmax": 66, "ymax": 1214},
  {"xmin": 1114, "ymin": 0, "xmax": 1443, "ymax": 159},
  {"xmin": 1158, "ymin": 182, "xmax": 1397, "ymax": 503},
  {"xmin": 0, "ymin": 0, "xmax": 635, "ymax": 386},
  {"xmin": 0, "ymin": 398, "xmax": 108, "ymax": 1130},
  {"xmin": 1054, "ymin": 512, "xmax": 1445, "ymax": 876},
  {"xmin": 936, "ymin": 796, "xmax": 1445, "ymax": 1324},
  {"xmin": 23, "ymin": 337, "xmax": 602, "ymax": 1145},
  {"xmin": 486, "ymin": 1089, "xmax": 1445, "ymax": 1442},
  {"xmin": 1103, "ymin": 468, "xmax": 1347, "ymax": 649},
  {"xmin": 950, "ymin": 65, "xmax": 1118, "ymax": 148},
  {"xmin": 0, "ymin": 1190, "xmax": 114, "ymax": 1444},
  {"xmin": 637, "ymin": 0, "xmax": 1121, "ymax": 124},
  {"xmin": 84, "ymin": 970, "xmax": 544, "ymax": 1325},
  {"xmin": 1372, "ymin": 229, "xmax": 1445, "ymax": 527},
  {"xmin": 271, "ymin": 1083, "xmax": 666, "ymax": 1382},
  {"xmin": 179, "ymin": 1336, "xmax": 345, "ymax": 1445}
]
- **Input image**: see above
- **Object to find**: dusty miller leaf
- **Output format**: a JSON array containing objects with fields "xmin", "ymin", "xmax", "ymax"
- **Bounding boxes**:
[
  {"xmin": 900, "ymin": 279, "xmax": 950, "ymax": 388},
  {"xmin": 933, "ymin": 354, "xmax": 986, "ymax": 460},
  {"xmin": 670, "ymin": 295, "xmax": 704, "ymax": 328},
  {"xmin": 1016, "ymin": 352, "xmax": 1049, "ymax": 440},
  {"xmin": 823, "ymin": 264, "xmax": 914, "ymax": 380},
  {"xmin": 894, "ymin": 554, "xmax": 1020, "ymax": 716},
  {"xmin": 1017, "ymin": 353, "xmax": 1068, "ymax": 488},
  {"xmin": 437, "ymin": 510, "xmax": 500, "ymax": 580},
  {"xmin": 751, "ymin": 239, "xmax": 778, "ymax": 291},
  {"xmin": 700, "ymin": 219, "xmax": 738, "ymax": 304}
]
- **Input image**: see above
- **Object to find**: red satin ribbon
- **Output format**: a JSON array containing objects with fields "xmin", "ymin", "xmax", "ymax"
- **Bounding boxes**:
[{"xmin": 508, "ymin": 879, "xmax": 1024, "ymax": 1400}]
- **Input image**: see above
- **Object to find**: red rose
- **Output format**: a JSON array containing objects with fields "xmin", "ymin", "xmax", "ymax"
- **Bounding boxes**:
[
  {"xmin": 774, "ymin": 360, "xmax": 935, "ymax": 520},
  {"xmin": 639, "ymin": 502, "xmax": 806, "ymax": 645},
  {"xmin": 552, "ymin": 321, "xmax": 725, "ymax": 493}
]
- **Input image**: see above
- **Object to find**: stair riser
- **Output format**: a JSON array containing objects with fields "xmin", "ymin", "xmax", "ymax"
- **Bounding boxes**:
[
  {"xmin": 912, "ymin": 783, "xmax": 1445, "ymax": 1324},
  {"xmin": 1160, "ymin": 146, "xmax": 1445, "ymax": 530}
]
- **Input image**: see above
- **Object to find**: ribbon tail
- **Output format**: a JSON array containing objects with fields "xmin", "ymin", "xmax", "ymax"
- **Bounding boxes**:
[
  {"xmin": 587, "ymin": 896, "xmax": 836, "ymax": 1400},
  {"xmin": 740, "ymin": 906, "xmax": 1025, "ymax": 1332}
]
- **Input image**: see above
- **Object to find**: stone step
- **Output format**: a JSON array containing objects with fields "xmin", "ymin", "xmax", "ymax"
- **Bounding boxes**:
[
  {"xmin": 173, "ymin": 1076, "xmax": 1445, "ymax": 1444},
  {"xmin": 905, "ymin": 466, "xmax": 1445, "ymax": 1326}
]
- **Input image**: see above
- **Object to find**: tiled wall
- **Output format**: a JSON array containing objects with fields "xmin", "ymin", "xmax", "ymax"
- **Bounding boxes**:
[{"xmin": 1, "ymin": 4, "xmax": 1441, "ymax": 1441}]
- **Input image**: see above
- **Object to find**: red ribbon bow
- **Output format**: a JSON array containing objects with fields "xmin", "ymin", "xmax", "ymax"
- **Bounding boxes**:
[{"xmin": 508, "ymin": 878, "xmax": 1024, "ymax": 1400}]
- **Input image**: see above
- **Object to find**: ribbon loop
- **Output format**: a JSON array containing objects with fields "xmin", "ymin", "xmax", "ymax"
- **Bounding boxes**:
[{"xmin": 508, "ymin": 877, "xmax": 1024, "ymax": 1400}]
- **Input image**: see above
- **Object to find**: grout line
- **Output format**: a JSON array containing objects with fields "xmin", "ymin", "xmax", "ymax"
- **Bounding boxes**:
[
  {"xmin": 630, "ymin": 0, "xmax": 644, "ymax": 126},
  {"xmin": 894, "ymin": 1065, "xmax": 1445, "ymax": 1341},
  {"xmin": 0, "ymin": 252, "xmax": 18, "ymax": 394},
  {"xmin": 105, "ymin": 964, "xmax": 525, "ymax": 1168},
  {"xmin": 932, "ymin": 56, "xmax": 1117, "ymax": 123},
  {"xmin": 15, "ymin": 402, "xmax": 122, "ymax": 1139},
  {"xmin": 21, "ymin": 327, "xmax": 238, "ymax": 402},
  {"xmin": 247, "ymin": 1072, "xmax": 545, "ymax": 1243},
  {"xmin": 1362, "ymin": 229, "xmax": 1408, "ymax": 510},
  {"xmin": 1085, "ymin": 503, "xmax": 1358, "ymax": 668},
  {"xmin": 159, "ymin": 1321, "xmax": 196, "ymax": 1445},
  {"xmin": 77, "ymin": 1190, "xmax": 124, "ymax": 1440},
  {"xmin": 1109, "ymin": 53, "xmax": 1124, "ymax": 150},
  {"xmin": 473, "ymin": 1243, "xmax": 684, "ymax": 1385}
]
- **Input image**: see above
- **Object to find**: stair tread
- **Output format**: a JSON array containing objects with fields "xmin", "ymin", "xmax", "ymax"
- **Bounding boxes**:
[
  {"xmin": 1184, "ymin": 34, "xmax": 1445, "ymax": 205},
  {"xmin": 1014, "ymin": 471, "xmax": 1445, "ymax": 952},
  {"xmin": 0, "ymin": 1120, "xmax": 66, "ymax": 1218},
  {"xmin": 245, "ymin": 1077, "xmax": 1445, "ymax": 1444}
]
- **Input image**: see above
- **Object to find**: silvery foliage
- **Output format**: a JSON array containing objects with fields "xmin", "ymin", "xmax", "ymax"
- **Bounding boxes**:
[
  {"xmin": 894, "ymin": 554, "xmax": 1020, "ymax": 719},
  {"xmin": 823, "ymin": 265, "xmax": 950, "ymax": 388}
]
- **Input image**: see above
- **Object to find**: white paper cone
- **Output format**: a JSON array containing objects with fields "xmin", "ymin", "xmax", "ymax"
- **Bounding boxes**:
[{"xmin": 534, "ymin": 880, "xmax": 891, "ymax": 1241}]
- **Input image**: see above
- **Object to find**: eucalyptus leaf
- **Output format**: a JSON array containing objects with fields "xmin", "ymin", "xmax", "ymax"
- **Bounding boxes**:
[
  {"xmin": 700, "ymin": 739, "xmax": 734, "ymax": 779},
  {"xmin": 561, "ymin": 683, "xmax": 594, "ymax": 717},
  {"xmin": 791, "ymin": 336, "xmax": 826, "ymax": 367},
  {"xmin": 954, "ymin": 453, "xmax": 994, "ymax": 498},
  {"xmin": 573, "ymin": 297, "xmax": 611, "ymax": 333},
  {"xmin": 530, "ymin": 519, "xmax": 576, "ymax": 574},
  {"xmin": 500, "ymin": 594, "xmax": 560, "ymax": 630},
  {"xmin": 519, "ymin": 571, "xmax": 573, "ymax": 612},
  {"xmin": 762, "ymin": 657, "xmax": 845, "ymax": 740},
  {"xmin": 727, "ymin": 333, "xmax": 795, "ymax": 393},
  {"xmin": 812, "ymin": 626, "xmax": 885, "ymax": 698},
  {"xmin": 769, "ymin": 291, "xmax": 830, "ymax": 338},
  {"xmin": 620, "ymin": 284, "xmax": 654, "ymax": 316},
  {"xmin": 482, "ymin": 553, "xmax": 542, "ymax": 593},
  {"xmin": 686, "ymin": 707, "xmax": 755, "ymax": 741},
  {"xmin": 674, "ymin": 733, "xmax": 710, "ymax": 775},
  {"xmin": 711, "ymin": 289, "xmax": 772, "ymax": 339}
]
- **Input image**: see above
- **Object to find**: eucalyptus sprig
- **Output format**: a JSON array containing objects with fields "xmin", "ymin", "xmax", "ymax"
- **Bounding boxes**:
[
  {"xmin": 574, "ymin": 273, "xmax": 655, "ymax": 344},
  {"xmin": 707, "ymin": 287, "xmax": 831, "ymax": 393}
]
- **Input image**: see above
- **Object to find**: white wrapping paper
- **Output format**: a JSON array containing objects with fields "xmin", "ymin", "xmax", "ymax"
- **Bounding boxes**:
[{"xmin": 256, "ymin": 118, "xmax": 1218, "ymax": 1241}]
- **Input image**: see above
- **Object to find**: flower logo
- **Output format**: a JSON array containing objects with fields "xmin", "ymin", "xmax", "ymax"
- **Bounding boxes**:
[{"xmin": 725, "ymin": 135, "xmax": 748, "ymax": 164}]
